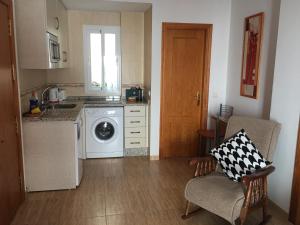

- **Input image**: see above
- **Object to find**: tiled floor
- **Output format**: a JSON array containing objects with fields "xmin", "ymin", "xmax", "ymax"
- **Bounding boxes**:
[{"xmin": 12, "ymin": 157, "xmax": 292, "ymax": 225}]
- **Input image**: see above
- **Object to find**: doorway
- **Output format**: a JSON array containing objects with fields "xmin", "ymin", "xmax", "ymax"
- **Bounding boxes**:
[
  {"xmin": 159, "ymin": 23, "xmax": 212, "ymax": 159},
  {"xmin": 0, "ymin": 0, "xmax": 24, "ymax": 224},
  {"xmin": 289, "ymin": 119, "xmax": 300, "ymax": 225}
]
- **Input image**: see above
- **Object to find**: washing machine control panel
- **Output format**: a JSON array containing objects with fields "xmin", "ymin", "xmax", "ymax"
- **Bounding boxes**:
[{"xmin": 85, "ymin": 107, "xmax": 123, "ymax": 117}]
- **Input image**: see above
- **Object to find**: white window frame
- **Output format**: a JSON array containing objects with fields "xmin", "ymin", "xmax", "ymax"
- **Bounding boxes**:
[{"xmin": 83, "ymin": 25, "xmax": 121, "ymax": 96}]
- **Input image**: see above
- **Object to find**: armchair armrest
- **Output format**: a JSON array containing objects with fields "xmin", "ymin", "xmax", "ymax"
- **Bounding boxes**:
[
  {"xmin": 242, "ymin": 166, "xmax": 275, "ymax": 186},
  {"xmin": 189, "ymin": 156, "xmax": 217, "ymax": 177},
  {"xmin": 241, "ymin": 166, "xmax": 275, "ymax": 211}
]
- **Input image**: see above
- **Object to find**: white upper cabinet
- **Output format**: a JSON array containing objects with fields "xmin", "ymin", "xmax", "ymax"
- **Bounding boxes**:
[
  {"xmin": 57, "ymin": 0, "xmax": 69, "ymax": 68},
  {"xmin": 46, "ymin": 0, "xmax": 59, "ymax": 36},
  {"xmin": 15, "ymin": 0, "xmax": 69, "ymax": 69}
]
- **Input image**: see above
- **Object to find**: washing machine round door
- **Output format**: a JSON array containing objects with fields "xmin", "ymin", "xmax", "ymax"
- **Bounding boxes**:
[{"xmin": 92, "ymin": 118, "xmax": 118, "ymax": 143}]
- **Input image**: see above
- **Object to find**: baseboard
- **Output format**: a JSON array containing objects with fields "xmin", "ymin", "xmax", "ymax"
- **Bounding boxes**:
[
  {"xmin": 150, "ymin": 155, "xmax": 159, "ymax": 160},
  {"xmin": 125, "ymin": 148, "xmax": 149, "ymax": 157}
]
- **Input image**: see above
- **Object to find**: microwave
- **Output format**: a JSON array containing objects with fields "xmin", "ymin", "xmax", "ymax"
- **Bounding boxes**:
[{"xmin": 47, "ymin": 32, "xmax": 60, "ymax": 68}]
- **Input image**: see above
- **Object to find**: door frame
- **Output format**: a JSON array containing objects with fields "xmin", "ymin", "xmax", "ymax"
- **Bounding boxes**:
[
  {"xmin": 289, "ymin": 118, "xmax": 300, "ymax": 224},
  {"xmin": 159, "ymin": 22, "xmax": 213, "ymax": 159},
  {"xmin": 1, "ymin": 0, "xmax": 25, "ymax": 198}
]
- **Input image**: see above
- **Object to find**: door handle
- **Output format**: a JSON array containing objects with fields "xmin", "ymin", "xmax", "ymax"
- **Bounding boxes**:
[{"xmin": 194, "ymin": 91, "xmax": 201, "ymax": 106}]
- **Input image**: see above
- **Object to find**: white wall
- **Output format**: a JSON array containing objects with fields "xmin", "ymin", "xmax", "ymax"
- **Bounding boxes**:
[
  {"xmin": 149, "ymin": 0, "xmax": 231, "ymax": 156},
  {"xmin": 269, "ymin": 0, "xmax": 300, "ymax": 212},
  {"xmin": 19, "ymin": 69, "xmax": 47, "ymax": 93},
  {"xmin": 226, "ymin": 0, "xmax": 280, "ymax": 119},
  {"xmin": 143, "ymin": 7, "xmax": 152, "ymax": 100}
]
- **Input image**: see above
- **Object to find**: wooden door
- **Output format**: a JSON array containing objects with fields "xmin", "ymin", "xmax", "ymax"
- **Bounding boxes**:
[
  {"xmin": 290, "ymin": 119, "xmax": 300, "ymax": 225},
  {"xmin": 160, "ymin": 23, "xmax": 212, "ymax": 158},
  {"xmin": 0, "ymin": 0, "xmax": 24, "ymax": 224}
]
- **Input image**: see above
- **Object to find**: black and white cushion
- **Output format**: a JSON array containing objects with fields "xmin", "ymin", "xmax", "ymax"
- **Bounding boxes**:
[{"xmin": 209, "ymin": 129, "xmax": 271, "ymax": 182}]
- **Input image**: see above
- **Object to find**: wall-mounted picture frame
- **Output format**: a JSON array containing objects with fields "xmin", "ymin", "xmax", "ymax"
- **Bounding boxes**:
[{"xmin": 240, "ymin": 12, "xmax": 264, "ymax": 99}]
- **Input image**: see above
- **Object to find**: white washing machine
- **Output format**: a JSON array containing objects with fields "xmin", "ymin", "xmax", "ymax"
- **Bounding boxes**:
[{"xmin": 85, "ymin": 107, "xmax": 124, "ymax": 158}]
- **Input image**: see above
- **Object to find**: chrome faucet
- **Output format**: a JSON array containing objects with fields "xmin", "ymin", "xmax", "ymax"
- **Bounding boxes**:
[{"xmin": 41, "ymin": 85, "xmax": 56, "ymax": 105}]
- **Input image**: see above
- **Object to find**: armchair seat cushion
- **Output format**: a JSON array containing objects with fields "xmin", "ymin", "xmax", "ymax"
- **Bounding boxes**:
[{"xmin": 185, "ymin": 173, "xmax": 245, "ymax": 224}]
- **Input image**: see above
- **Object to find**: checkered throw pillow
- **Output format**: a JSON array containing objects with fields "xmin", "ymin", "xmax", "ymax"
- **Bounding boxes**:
[{"xmin": 209, "ymin": 129, "xmax": 271, "ymax": 182}]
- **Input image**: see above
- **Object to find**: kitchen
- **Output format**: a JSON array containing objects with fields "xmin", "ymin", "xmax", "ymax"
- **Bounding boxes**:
[
  {"xmin": 3, "ymin": 0, "xmax": 300, "ymax": 224},
  {"xmin": 16, "ymin": 0, "xmax": 152, "ymax": 191}
]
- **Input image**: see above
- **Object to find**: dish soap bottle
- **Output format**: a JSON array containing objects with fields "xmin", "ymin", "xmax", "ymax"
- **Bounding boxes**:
[{"xmin": 29, "ymin": 91, "xmax": 39, "ymax": 112}]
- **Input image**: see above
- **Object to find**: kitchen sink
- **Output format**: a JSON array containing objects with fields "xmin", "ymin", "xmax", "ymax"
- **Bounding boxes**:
[{"xmin": 47, "ymin": 104, "xmax": 77, "ymax": 109}]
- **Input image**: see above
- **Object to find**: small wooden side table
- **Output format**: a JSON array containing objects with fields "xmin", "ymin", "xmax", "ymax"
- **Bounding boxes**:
[
  {"xmin": 198, "ymin": 129, "xmax": 215, "ymax": 156},
  {"xmin": 198, "ymin": 116, "xmax": 230, "ymax": 156},
  {"xmin": 211, "ymin": 115, "xmax": 229, "ymax": 146}
]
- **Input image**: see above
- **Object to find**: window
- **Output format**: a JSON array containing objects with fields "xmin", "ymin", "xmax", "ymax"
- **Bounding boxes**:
[{"xmin": 83, "ymin": 25, "xmax": 121, "ymax": 96}]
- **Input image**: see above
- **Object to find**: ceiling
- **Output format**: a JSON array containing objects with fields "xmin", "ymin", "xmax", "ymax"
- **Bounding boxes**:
[{"xmin": 61, "ymin": 0, "xmax": 152, "ymax": 12}]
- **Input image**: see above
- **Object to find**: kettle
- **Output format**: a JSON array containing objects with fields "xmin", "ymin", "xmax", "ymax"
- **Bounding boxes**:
[{"xmin": 49, "ymin": 87, "xmax": 59, "ymax": 103}]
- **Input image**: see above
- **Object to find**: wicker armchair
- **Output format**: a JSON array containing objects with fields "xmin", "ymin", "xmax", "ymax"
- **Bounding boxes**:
[{"xmin": 182, "ymin": 116, "xmax": 281, "ymax": 225}]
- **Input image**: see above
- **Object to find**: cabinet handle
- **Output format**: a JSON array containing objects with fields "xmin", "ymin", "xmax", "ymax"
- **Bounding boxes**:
[
  {"xmin": 130, "ymin": 142, "xmax": 140, "ymax": 144},
  {"xmin": 130, "ymin": 131, "xmax": 141, "ymax": 134},
  {"xmin": 130, "ymin": 110, "xmax": 140, "ymax": 113},
  {"xmin": 130, "ymin": 121, "xmax": 140, "ymax": 123},
  {"xmin": 55, "ymin": 17, "xmax": 60, "ymax": 30}
]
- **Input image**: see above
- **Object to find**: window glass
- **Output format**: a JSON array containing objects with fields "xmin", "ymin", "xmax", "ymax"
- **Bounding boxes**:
[
  {"xmin": 83, "ymin": 26, "xmax": 121, "ymax": 96},
  {"xmin": 90, "ymin": 33, "xmax": 102, "ymax": 88},
  {"xmin": 104, "ymin": 33, "xmax": 118, "ymax": 91}
]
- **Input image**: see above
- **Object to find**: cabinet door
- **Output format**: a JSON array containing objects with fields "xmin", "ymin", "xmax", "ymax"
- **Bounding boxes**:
[
  {"xmin": 57, "ymin": 0, "xmax": 69, "ymax": 68},
  {"xmin": 46, "ymin": 0, "xmax": 58, "ymax": 36}
]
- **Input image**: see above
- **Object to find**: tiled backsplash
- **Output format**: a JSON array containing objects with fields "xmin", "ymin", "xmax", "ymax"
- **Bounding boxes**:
[
  {"xmin": 20, "ymin": 85, "xmax": 47, "ymax": 114},
  {"xmin": 20, "ymin": 83, "xmax": 145, "ymax": 113},
  {"xmin": 51, "ymin": 83, "xmax": 86, "ymax": 96},
  {"xmin": 47, "ymin": 83, "xmax": 144, "ymax": 98}
]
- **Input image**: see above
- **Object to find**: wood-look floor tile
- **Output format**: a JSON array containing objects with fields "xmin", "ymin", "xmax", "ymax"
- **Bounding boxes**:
[
  {"xmin": 106, "ymin": 213, "xmax": 147, "ymax": 225},
  {"xmin": 147, "ymin": 186, "xmax": 185, "ymax": 212},
  {"xmin": 78, "ymin": 178, "xmax": 106, "ymax": 195},
  {"xmin": 12, "ymin": 157, "xmax": 292, "ymax": 225},
  {"xmin": 145, "ymin": 209, "xmax": 184, "ymax": 225},
  {"xmin": 12, "ymin": 200, "xmax": 49, "ymax": 225},
  {"xmin": 105, "ymin": 190, "xmax": 148, "ymax": 215},
  {"xmin": 60, "ymin": 216, "xmax": 106, "ymax": 225},
  {"xmin": 72, "ymin": 194, "xmax": 106, "ymax": 219},
  {"xmin": 105, "ymin": 176, "xmax": 130, "ymax": 193},
  {"xmin": 180, "ymin": 209, "xmax": 228, "ymax": 225}
]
